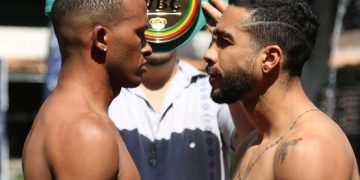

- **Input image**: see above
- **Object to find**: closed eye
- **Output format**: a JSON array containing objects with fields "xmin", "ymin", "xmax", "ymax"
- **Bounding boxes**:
[{"xmin": 136, "ymin": 25, "xmax": 149, "ymax": 43}]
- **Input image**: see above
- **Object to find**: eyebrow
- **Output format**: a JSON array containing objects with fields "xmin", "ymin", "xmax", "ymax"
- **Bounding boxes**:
[{"xmin": 213, "ymin": 29, "xmax": 235, "ymax": 41}]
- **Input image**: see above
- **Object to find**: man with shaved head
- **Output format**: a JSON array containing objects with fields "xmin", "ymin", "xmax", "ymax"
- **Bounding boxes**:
[{"xmin": 22, "ymin": 0, "xmax": 152, "ymax": 179}]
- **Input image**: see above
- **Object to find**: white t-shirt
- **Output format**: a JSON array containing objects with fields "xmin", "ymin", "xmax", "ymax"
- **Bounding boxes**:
[{"xmin": 109, "ymin": 61, "xmax": 235, "ymax": 180}]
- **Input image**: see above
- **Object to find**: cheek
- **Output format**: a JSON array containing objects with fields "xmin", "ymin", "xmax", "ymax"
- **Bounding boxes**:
[
  {"xmin": 118, "ymin": 37, "xmax": 142, "ymax": 66},
  {"xmin": 117, "ymin": 31, "xmax": 141, "ymax": 53},
  {"xmin": 219, "ymin": 47, "xmax": 254, "ymax": 73},
  {"xmin": 123, "ymin": 42, "xmax": 141, "ymax": 56},
  {"xmin": 218, "ymin": 51, "xmax": 240, "ymax": 73}
]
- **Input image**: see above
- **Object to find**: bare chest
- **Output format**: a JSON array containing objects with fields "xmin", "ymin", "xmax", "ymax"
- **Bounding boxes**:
[{"xmin": 233, "ymin": 145, "xmax": 277, "ymax": 180}]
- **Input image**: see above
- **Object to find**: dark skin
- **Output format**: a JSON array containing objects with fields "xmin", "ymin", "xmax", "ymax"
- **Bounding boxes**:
[{"xmin": 22, "ymin": 0, "xmax": 152, "ymax": 179}]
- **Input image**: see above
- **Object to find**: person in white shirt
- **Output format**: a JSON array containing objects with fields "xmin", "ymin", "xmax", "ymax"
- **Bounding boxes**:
[{"xmin": 109, "ymin": 51, "xmax": 251, "ymax": 180}]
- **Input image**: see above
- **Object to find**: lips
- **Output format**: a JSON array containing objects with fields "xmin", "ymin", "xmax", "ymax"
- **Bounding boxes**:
[
  {"xmin": 140, "ymin": 65, "xmax": 147, "ymax": 74},
  {"xmin": 140, "ymin": 58, "xmax": 148, "ymax": 73},
  {"xmin": 206, "ymin": 65, "xmax": 220, "ymax": 76},
  {"xmin": 136, "ymin": 63, "xmax": 148, "ymax": 76},
  {"xmin": 209, "ymin": 75, "xmax": 221, "ymax": 88},
  {"xmin": 209, "ymin": 75, "xmax": 216, "ymax": 85},
  {"xmin": 206, "ymin": 66, "xmax": 220, "ymax": 88}
]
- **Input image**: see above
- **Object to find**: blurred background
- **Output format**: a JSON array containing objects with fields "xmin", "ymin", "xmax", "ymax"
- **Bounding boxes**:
[{"xmin": 0, "ymin": 0, "xmax": 359, "ymax": 179}]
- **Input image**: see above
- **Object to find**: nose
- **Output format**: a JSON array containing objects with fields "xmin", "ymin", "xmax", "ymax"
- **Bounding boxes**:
[
  {"xmin": 203, "ymin": 43, "xmax": 218, "ymax": 66},
  {"xmin": 142, "ymin": 41, "xmax": 153, "ymax": 57}
]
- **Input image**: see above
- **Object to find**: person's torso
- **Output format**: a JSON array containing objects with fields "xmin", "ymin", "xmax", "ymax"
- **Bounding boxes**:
[
  {"xmin": 109, "ymin": 68, "xmax": 231, "ymax": 180},
  {"xmin": 233, "ymin": 112, "xmax": 359, "ymax": 180},
  {"xmin": 23, "ymin": 95, "xmax": 140, "ymax": 180}
]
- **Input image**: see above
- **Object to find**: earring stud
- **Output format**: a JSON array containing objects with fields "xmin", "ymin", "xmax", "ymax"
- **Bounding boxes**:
[{"xmin": 103, "ymin": 48, "xmax": 107, "ymax": 52}]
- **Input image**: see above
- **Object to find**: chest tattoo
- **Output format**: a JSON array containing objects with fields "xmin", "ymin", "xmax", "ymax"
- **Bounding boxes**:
[{"xmin": 278, "ymin": 138, "xmax": 303, "ymax": 164}]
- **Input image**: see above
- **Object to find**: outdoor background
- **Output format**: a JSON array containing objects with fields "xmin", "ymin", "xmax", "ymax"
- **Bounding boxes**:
[{"xmin": 0, "ymin": 0, "xmax": 359, "ymax": 179}]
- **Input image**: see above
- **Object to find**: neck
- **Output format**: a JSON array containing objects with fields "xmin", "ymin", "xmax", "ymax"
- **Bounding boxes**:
[
  {"xmin": 56, "ymin": 53, "xmax": 116, "ymax": 113},
  {"xmin": 244, "ymin": 77, "xmax": 316, "ymax": 140}
]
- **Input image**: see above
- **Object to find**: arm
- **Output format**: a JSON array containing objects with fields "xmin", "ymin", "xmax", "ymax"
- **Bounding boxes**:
[{"xmin": 47, "ymin": 117, "xmax": 119, "ymax": 180}]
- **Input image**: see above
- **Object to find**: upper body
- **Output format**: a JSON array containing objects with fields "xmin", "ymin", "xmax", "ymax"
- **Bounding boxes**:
[
  {"xmin": 202, "ymin": 0, "xmax": 360, "ymax": 179},
  {"xmin": 109, "ymin": 52, "xmax": 249, "ymax": 180},
  {"xmin": 22, "ymin": 0, "xmax": 152, "ymax": 179}
]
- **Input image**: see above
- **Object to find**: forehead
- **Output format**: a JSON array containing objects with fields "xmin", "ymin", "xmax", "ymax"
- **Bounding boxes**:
[
  {"xmin": 120, "ymin": 0, "xmax": 148, "ymax": 23},
  {"xmin": 217, "ymin": 6, "xmax": 251, "ymax": 34}
]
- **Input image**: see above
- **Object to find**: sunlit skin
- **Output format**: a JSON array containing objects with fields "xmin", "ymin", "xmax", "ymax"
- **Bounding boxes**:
[
  {"xmin": 203, "ymin": 1, "xmax": 360, "ymax": 179},
  {"xmin": 204, "ymin": 7, "xmax": 259, "ymax": 104},
  {"xmin": 105, "ymin": 2, "xmax": 152, "ymax": 88},
  {"xmin": 22, "ymin": 0, "xmax": 152, "ymax": 179}
]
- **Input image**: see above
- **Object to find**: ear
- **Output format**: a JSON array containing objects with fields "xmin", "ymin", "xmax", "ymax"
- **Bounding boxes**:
[
  {"xmin": 92, "ymin": 25, "xmax": 108, "ymax": 53},
  {"xmin": 260, "ymin": 45, "xmax": 282, "ymax": 73}
]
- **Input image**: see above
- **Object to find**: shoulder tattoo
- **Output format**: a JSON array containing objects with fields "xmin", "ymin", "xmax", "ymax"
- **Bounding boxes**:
[{"xmin": 278, "ymin": 138, "xmax": 303, "ymax": 164}]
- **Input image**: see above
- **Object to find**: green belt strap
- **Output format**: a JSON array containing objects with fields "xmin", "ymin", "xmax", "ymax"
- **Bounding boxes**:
[{"xmin": 45, "ymin": 0, "xmax": 55, "ymax": 16}]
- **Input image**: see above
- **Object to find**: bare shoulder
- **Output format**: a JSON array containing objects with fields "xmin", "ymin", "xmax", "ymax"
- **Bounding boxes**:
[
  {"xmin": 46, "ymin": 113, "xmax": 119, "ymax": 179},
  {"xmin": 274, "ymin": 113, "xmax": 358, "ymax": 180}
]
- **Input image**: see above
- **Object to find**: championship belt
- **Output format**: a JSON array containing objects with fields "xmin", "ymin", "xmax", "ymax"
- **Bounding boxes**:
[{"xmin": 146, "ymin": 0, "xmax": 227, "ymax": 53}]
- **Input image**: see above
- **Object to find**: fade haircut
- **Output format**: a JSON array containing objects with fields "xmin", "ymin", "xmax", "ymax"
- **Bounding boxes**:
[
  {"xmin": 51, "ymin": 0, "xmax": 124, "ymax": 29},
  {"xmin": 229, "ymin": 0, "xmax": 319, "ymax": 76}
]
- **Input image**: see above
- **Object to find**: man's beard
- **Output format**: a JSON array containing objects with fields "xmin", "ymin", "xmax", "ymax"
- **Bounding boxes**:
[{"xmin": 209, "ymin": 61, "xmax": 256, "ymax": 104}]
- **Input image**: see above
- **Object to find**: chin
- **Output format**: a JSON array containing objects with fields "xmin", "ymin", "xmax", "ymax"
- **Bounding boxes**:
[
  {"xmin": 126, "ymin": 82, "xmax": 141, "ymax": 88},
  {"xmin": 120, "ymin": 75, "xmax": 142, "ymax": 88},
  {"xmin": 210, "ymin": 87, "xmax": 223, "ymax": 97},
  {"xmin": 210, "ymin": 89, "xmax": 224, "ymax": 104},
  {"xmin": 126, "ymin": 79, "xmax": 142, "ymax": 88},
  {"xmin": 210, "ymin": 88, "xmax": 242, "ymax": 104}
]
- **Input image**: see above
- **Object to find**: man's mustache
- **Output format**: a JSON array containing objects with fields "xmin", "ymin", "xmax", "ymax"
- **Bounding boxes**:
[{"xmin": 206, "ymin": 65, "xmax": 221, "ymax": 77}]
